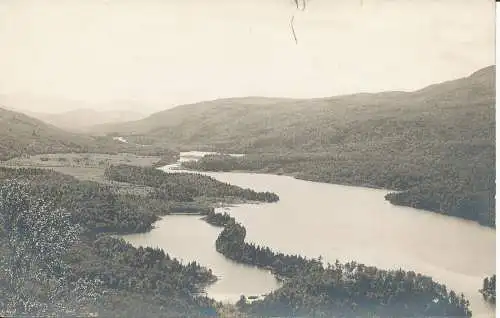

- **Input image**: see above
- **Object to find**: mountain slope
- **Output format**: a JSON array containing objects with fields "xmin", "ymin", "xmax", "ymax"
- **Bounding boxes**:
[
  {"xmin": 95, "ymin": 66, "xmax": 494, "ymax": 156},
  {"xmin": 0, "ymin": 108, "xmax": 177, "ymax": 160},
  {"xmin": 96, "ymin": 66, "xmax": 495, "ymax": 226},
  {"xmin": 0, "ymin": 107, "xmax": 99, "ymax": 160}
]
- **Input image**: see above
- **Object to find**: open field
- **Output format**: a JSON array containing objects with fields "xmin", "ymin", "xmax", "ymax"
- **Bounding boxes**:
[{"xmin": 0, "ymin": 153, "xmax": 164, "ymax": 195}]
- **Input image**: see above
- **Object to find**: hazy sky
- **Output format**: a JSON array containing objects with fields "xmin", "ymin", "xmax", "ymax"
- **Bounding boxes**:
[{"xmin": 0, "ymin": 0, "xmax": 495, "ymax": 110}]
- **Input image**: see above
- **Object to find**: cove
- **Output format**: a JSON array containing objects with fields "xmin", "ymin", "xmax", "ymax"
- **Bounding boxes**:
[{"xmin": 122, "ymin": 152, "xmax": 495, "ymax": 317}]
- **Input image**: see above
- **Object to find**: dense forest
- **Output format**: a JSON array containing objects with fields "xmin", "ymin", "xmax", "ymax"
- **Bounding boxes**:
[
  {"xmin": 104, "ymin": 164, "xmax": 279, "ymax": 203},
  {"xmin": 0, "ymin": 165, "xmax": 282, "ymax": 316},
  {"xmin": 0, "ymin": 167, "xmax": 162, "ymax": 234},
  {"xmin": 203, "ymin": 210, "xmax": 473, "ymax": 317},
  {"xmin": 480, "ymin": 275, "xmax": 496, "ymax": 304},
  {"xmin": 241, "ymin": 265, "xmax": 472, "ymax": 318},
  {"xmin": 0, "ymin": 171, "xmax": 220, "ymax": 317}
]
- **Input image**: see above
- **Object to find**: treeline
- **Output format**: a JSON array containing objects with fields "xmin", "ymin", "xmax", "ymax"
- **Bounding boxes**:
[
  {"xmin": 105, "ymin": 164, "xmax": 279, "ymax": 203},
  {"xmin": 203, "ymin": 210, "xmax": 472, "ymax": 317},
  {"xmin": 203, "ymin": 210, "xmax": 233, "ymax": 227},
  {"xmin": 152, "ymin": 155, "xmax": 180, "ymax": 168},
  {"xmin": 242, "ymin": 264, "xmax": 472, "ymax": 318},
  {"xmin": 75, "ymin": 235, "xmax": 216, "ymax": 297},
  {"xmin": 111, "ymin": 140, "xmax": 179, "ymax": 161},
  {"xmin": 0, "ymin": 176, "xmax": 219, "ymax": 317},
  {"xmin": 183, "ymin": 151, "xmax": 495, "ymax": 228},
  {"xmin": 0, "ymin": 132, "xmax": 179, "ymax": 162},
  {"xmin": 480, "ymin": 275, "xmax": 496, "ymax": 304}
]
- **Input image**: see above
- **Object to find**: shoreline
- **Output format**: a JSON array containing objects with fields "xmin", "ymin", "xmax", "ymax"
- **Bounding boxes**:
[{"xmin": 178, "ymin": 164, "xmax": 496, "ymax": 229}]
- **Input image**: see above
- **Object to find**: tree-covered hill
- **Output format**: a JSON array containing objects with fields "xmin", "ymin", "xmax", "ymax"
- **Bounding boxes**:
[
  {"xmin": 174, "ymin": 67, "xmax": 495, "ymax": 226},
  {"xmin": 0, "ymin": 170, "xmax": 219, "ymax": 317},
  {"xmin": 0, "ymin": 165, "xmax": 279, "ymax": 316},
  {"xmin": 0, "ymin": 107, "xmax": 179, "ymax": 160},
  {"xmin": 0, "ymin": 107, "xmax": 97, "ymax": 160},
  {"xmin": 91, "ymin": 66, "xmax": 494, "ymax": 155}
]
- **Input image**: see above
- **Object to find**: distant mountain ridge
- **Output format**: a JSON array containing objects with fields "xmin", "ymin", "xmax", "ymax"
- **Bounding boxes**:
[
  {"xmin": 0, "ymin": 94, "xmax": 162, "ymax": 113},
  {"xmin": 29, "ymin": 108, "xmax": 147, "ymax": 132},
  {"xmin": 0, "ymin": 94, "xmax": 163, "ymax": 131},
  {"xmin": 90, "ymin": 65, "xmax": 495, "ymax": 227},
  {"xmin": 92, "ymin": 65, "xmax": 495, "ymax": 152},
  {"xmin": 0, "ymin": 107, "xmax": 98, "ymax": 160},
  {"xmin": 0, "ymin": 107, "xmax": 176, "ymax": 160}
]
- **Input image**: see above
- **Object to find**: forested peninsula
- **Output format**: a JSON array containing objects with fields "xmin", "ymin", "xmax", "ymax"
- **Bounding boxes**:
[
  {"xmin": 182, "ymin": 151, "xmax": 495, "ymax": 228},
  {"xmin": 0, "ymin": 165, "xmax": 473, "ymax": 317},
  {"xmin": 204, "ymin": 210, "xmax": 472, "ymax": 318}
]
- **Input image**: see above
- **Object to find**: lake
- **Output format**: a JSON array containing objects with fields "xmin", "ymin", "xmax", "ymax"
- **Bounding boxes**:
[{"xmin": 122, "ymin": 152, "xmax": 496, "ymax": 317}]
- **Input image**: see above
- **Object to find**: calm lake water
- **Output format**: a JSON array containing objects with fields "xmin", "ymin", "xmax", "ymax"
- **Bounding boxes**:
[{"xmin": 122, "ymin": 152, "xmax": 496, "ymax": 317}]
